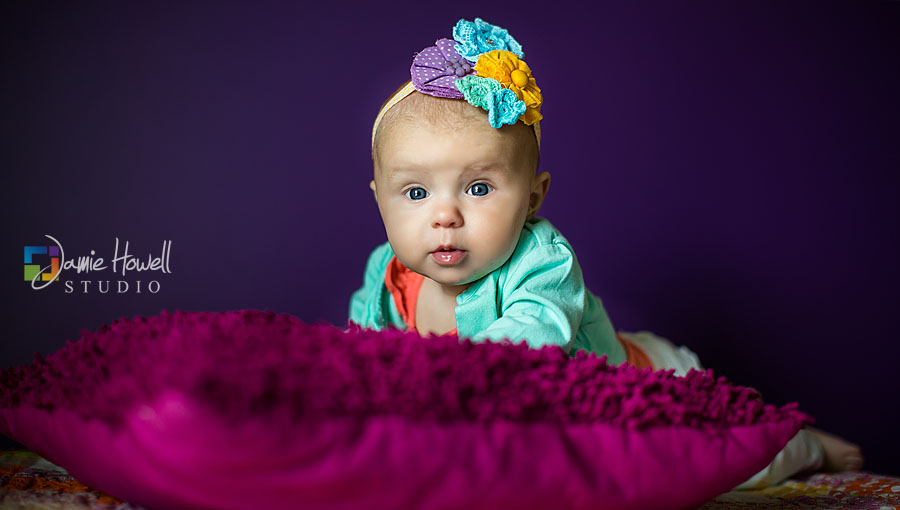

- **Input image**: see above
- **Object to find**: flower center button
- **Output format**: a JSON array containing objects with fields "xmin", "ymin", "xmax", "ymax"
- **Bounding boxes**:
[{"xmin": 510, "ymin": 69, "xmax": 529, "ymax": 87}]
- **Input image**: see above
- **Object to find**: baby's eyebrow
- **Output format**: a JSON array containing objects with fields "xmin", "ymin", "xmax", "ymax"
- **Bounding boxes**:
[
  {"xmin": 382, "ymin": 168, "xmax": 421, "ymax": 182},
  {"xmin": 463, "ymin": 163, "xmax": 509, "ymax": 173},
  {"xmin": 386, "ymin": 163, "xmax": 509, "ymax": 178}
]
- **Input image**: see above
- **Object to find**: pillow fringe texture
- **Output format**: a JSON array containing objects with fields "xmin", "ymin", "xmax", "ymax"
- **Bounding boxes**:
[{"xmin": 0, "ymin": 310, "xmax": 812, "ymax": 430}]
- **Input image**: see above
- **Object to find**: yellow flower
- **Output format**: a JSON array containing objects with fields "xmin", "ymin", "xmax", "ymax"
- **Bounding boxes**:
[{"xmin": 474, "ymin": 50, "xmax": 542, "ymax": 125}]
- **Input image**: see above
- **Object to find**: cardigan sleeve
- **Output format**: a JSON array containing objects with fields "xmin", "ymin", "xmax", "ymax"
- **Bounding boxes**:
[
  {"xmin": 469, "ymin": 241, "xmax": 585, "ymax": 351},
  {"xmin": 348, "ymin": 241, "xmax": 392, "ymax": 328}
]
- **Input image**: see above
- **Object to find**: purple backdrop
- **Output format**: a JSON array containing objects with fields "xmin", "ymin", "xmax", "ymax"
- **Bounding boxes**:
[{"xmin": 2, "ymin": 1, "xmax": 898, "ymax": 473}]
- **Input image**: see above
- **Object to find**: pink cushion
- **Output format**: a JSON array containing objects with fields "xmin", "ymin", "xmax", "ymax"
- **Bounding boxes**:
[{"xmin": 0, "ymin": 310, "xmax": 810, "ymax": 509}]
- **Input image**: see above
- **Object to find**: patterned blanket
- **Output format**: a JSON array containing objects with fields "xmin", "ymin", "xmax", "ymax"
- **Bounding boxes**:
[{"xmin": 1, "ymin": 449, "xmax": 898, "ymax": 509}]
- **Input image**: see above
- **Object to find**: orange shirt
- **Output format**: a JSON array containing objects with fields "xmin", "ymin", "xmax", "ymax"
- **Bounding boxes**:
[
  {"xmin": 384, "ymin": 256, "xmax": 458, "ymax": 336},
  {"xmin": 383, "ymin": 256, "xmax": 651, "ymax": 369},
  {"xmin": 616, "ymin": 334, "xmax": 654, "ymax": 370}
]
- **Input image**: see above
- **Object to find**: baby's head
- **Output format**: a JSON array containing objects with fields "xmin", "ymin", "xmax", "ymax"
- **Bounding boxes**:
[{"xmin": 368, "ymin": 19, "xmax": 551, "ymax": 290}]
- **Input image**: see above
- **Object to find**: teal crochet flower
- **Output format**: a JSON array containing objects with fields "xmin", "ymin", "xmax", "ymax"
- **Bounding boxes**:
[
  {"xmin": 454, "ymin": 75, "xmax": 501, "ymax": 108},
  {"xmin": 486, "ymin": 88, "xmax": 527, "ymax": 128},
  {"xmin": 455, "ymin": 75, "xmax": 526, "ymax": 128},
  {"xmin": 452, "ymin": 18, "xmax": 524, "ymax": 62}
]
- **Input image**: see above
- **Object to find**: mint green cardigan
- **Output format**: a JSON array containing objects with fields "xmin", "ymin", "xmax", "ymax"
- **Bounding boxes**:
[{"xmin": 348, "ymin": 217, "xmax": 626, "ymax": 363}]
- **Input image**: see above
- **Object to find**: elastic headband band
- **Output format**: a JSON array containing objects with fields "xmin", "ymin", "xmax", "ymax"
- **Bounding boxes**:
[{"xmin": 371, "ymin": 81, "xmax": 415, "ymax": 156}]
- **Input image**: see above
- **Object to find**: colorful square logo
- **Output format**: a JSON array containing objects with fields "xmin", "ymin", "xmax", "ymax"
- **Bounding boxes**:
[{"xmin": 24, "ymin": 245, "xmax": 60, "ymax": 282}]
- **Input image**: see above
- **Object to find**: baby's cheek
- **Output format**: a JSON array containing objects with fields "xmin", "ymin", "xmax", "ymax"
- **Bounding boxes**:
[
  {"xmin": 384, "ymin": 217, "xmax": 423, "ymax": 254},
  {"xmin": 478, "ymin": 205, "xmax": 522, "ymax": 240},
  {"xmin": 475, "ymin": 221, "xmax": 518, "ymax": 261}
]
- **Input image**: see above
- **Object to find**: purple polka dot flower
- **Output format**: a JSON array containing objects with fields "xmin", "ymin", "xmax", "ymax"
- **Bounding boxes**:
[{"xmin": 410, "ymin": 38, "xmax": 475, "ymax": 99}]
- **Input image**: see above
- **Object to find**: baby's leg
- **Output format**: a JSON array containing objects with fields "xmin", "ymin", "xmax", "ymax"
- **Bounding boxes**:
[
  {"xmin": 806, "ymin": 427, "xmax": 864, "ymax": 472},
  {"xmin": 617, "ymin": 331, "xmax": 832, "ymax": 488},
  {"xmin": 734, "ymin": 427, "xmax": 824, "ymax": 489},
  {"xmin": 737, "ymin": 426, "xmax": 865, "ymax": 488}
]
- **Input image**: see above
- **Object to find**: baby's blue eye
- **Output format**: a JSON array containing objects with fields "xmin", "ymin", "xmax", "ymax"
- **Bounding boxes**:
[
  {"xmin": 405, "ymin": 187, "xmax": 428, "ymax": 200},
  {"xmin": 467, "ymin": 183, "xmax": 493, "ymax": 196}
]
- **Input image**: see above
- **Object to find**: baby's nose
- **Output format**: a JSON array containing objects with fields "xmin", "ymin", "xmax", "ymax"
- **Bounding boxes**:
[{"xmin": 431, "ymin": 199, "xmax": 464, "ymax": 228}]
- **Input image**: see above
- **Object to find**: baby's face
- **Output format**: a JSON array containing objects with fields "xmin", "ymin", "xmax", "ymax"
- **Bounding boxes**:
[{"xmin": 371, "ymin": 115, "xmax": 547, "ymax": 289}]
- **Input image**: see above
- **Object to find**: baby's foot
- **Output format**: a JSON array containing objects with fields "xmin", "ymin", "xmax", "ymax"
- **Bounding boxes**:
[{"xmin": 808, "ymin": 426, "xmax": 865, "ymax": 472}]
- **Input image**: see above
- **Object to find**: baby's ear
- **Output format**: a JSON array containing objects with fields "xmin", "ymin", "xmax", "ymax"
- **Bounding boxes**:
[
  {"xmin": 528, "ymin": 171, "xmax": 551, "ymax": 217},
  {"xmin": 369, "ymin": 180, "xmax": 377, "ymax": 196}
]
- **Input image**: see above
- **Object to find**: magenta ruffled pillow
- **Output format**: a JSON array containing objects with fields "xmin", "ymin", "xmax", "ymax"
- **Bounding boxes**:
[{"xmin": 0, "ymin": 310, "xmax": 810, "ymax": 509}]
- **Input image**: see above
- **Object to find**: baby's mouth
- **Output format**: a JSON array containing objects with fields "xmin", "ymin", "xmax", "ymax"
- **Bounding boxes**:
[{"xmin": 430, "ymin": 246, "xmax": 467, "ymax": 266}]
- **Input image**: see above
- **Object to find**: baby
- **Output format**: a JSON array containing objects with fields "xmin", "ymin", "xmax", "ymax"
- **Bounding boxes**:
[{"xmin": 348, "ymin": 17, "xmax": 863, "ymax": 489}]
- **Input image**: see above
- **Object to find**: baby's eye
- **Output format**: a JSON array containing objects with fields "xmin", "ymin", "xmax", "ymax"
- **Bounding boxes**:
[
  {"xmin": 467, "ymin": 183, "xmax": 493, "ymax": 197},
  {"xmin": 404, "ymin": 187, "xmax": 428, "ymax": 200}
]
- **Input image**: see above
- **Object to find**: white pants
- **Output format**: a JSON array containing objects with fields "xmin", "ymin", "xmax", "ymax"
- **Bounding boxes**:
[{"xmin": 618, "ymin": 331, "xmax": 825, "ymax": 489}]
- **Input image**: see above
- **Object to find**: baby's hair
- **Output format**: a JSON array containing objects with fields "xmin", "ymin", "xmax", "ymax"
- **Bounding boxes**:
[{"xmin": 373, "ymin": 80, "xmax": 540, "ymax": 176}]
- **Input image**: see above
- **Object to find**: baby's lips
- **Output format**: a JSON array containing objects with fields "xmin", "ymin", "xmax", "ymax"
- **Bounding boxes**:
[
  {"xmin": 432, "ymin": 244, "xmax": 464, "ymax": 253},
  {"xmin": 431, "ymin": 249, "xmax": 467, "ymax": 266}
]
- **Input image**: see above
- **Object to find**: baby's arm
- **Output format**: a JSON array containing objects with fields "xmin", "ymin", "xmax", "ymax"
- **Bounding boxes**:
[
  {"xmin": 348, "ymin": 242, "xmax": 393, "ymax": 329},
  {"xmin": 468, "ymin": 242, "xmax": 585, "ymax": 352}
]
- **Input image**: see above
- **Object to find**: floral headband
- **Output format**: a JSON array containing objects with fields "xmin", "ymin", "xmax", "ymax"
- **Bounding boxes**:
[{"xmin": 371, "ymin": 18, "xmax": 542, "ymax": 155}]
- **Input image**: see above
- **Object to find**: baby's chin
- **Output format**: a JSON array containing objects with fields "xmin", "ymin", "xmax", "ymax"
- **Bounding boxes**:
[
  {"xmin": 417, "ymin": 268, "xmax": 472, "ymax": 287},
  {"xmin": 422, "ymin": 262, "xmax": 498, "ymax": 289}
]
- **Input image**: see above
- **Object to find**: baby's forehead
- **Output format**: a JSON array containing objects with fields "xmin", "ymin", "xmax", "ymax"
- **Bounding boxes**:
[
  {"xmin": 377, "ymin": 139, "xmax": 520, "ymax": 182},
  {"xmin": 386, "ymin": 114, "xmax": 514, "ymax": 147},
  {"xmin": 381, "ymin": 95, "xmax": 522, "ymax": 144},
  {"xmin": 383, "ymin": 92, "xmax": 485, "ymax": 131},
  {"xmin": 374, "ymin": 91, "xmax": 538, "ymax": 176}
]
